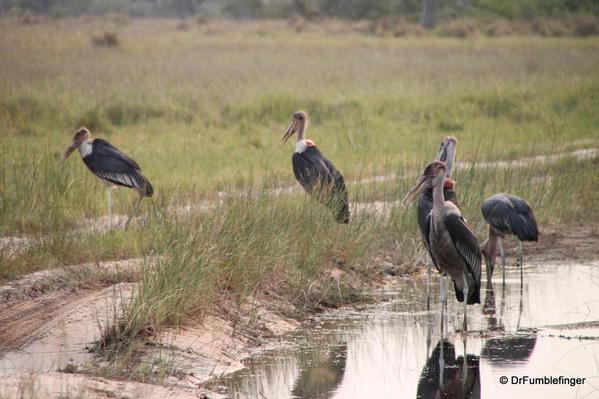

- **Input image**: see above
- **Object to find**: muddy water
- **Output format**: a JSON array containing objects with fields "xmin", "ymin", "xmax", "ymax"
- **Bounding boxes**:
[{"xmin": 215, "ymin": 261, "xmax": 599, "ymax": 399}]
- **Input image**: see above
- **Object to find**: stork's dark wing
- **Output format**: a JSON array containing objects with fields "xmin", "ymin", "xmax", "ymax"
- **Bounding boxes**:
[
  {"xmin": 444, "ymin": 211, "xmax": 482, "ymax": 304},
  {"xmin": 416, "ymin": 196, "xmax": 436, "ymax": 269},
  {"xmin": 83, "ymin": 139, "xmax": 153, "ymax": 196},
  {"xmin": 292, "ymin": 146, "xmax": 349, "ymax": 223},
  {"xmin": 292, "ymin": 146, "xmax": 338, "ymax": 193},
  {"xmin": 319, "ymin": 152, "xmax": 348, "ymax": 195},
  {"xmin": 481, "ymin": 193, "xmax": 538, "ymax": 241},
  {"xmin": 418, "ymin": 188, "xmax": 459, "ymax": 271}
]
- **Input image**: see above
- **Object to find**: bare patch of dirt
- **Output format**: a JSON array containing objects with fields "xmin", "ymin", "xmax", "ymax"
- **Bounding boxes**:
[
  {"xmin": 133, "ymin": 294, "xmax": 303, "ymax": 388},
  {"xmin": 526, "ymin": 222, "xmax": 598, "ymax": 264},
  {"xmin": 0, "ymin": 259, "xmax": 140, "ymax": 351},
  {"xmin": 0, "ymin": 283, "xmax": 136, "ymax": 375},
  {"xmin": 0, "ymin": 372, "xmax": 218, "ymax": 399},
  {"xmin": 0, "ymin": 236, "xmax": 31, "ymax": 257}
]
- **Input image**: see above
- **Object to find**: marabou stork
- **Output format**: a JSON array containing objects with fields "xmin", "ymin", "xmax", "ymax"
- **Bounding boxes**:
[
  {"xmin": 61, "ymin": 127, "xmax": 153, "ymax": 223},
  {"xmin": 403, "ymin": 161, "xmax": 481, "ymax": 330},
  {"xmin": 282, "ymin": 111, "xmax": 350, "ymax": 224},
  {"xmin": 481, "ymin": 193, "xmax": 538, "ymax": 285},
  {"xmin": 417, "ymin": 136, "xmax": 459, "ymax": 310}
]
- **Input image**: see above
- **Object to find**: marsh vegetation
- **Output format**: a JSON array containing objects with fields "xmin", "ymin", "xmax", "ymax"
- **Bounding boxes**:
[{"xmin": 0, "ymin": 17, "xmax": 597, "ymax": 390}]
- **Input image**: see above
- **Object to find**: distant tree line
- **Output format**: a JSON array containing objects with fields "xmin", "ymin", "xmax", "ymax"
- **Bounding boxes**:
[{"xmin": 1, "ymin": 0, "xmax": 597, "ymax": 23}]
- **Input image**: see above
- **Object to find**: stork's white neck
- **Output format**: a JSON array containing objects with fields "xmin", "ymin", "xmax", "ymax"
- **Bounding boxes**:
[
  {"xmin": 78, "ymin": 139, "xmax": 93, "ymax": 158},
  {"xmin": 295, "ymin": 139, "xmax": 315, "ymax": 153}
]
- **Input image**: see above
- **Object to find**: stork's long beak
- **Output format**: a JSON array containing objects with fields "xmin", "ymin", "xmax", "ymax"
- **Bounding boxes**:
[
  {"xmin": 402, "ymin": 174, "xmax": 429, "ymax": 204},
  {"xmin": 436, "ymin": 138, "xmax": 456, "ymax": 178},
  {"xmin": 436, "ymin": 142, "xmax": 448, "ymax": 163},
  {"xmin": 61, "ymin": 139, "xmax": 79, "ymax": 164},
  {"xmin": 282, "ymin": 120, "xmax": 296, "ymax": 143}
]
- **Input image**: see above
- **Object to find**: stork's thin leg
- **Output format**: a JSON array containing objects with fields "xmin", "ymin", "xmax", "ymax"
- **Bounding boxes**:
[
  {"xmin": 106, "ymin": 187, "xmax": 113, "ymax": 226},
  {"xmin": 498, "ymin": 238, "xmax": 506, "ymax": 287},
  {"xmin": 519, "ymin": 241, "xmax": 524, "ymax": 291},
  {"xmin": 442, "ymin": 275, "xmax": 448, "ymax": 332},
  {"xmin": 517, "ymin": 280, "xmax": 524, "ymax": 330},
  {"xmin": 439, "ymin": 280, "xmax": 444, "ymax": 337},
  {"xmin": 426, "ymin": 311, "xmax": 432, "ymax": 357},
  {"xmin": 439, "ymin": 274, "xmax": 447, "ymax": 336},
  {"xmin": 439, "ymin": 273, "xmax": 446, "ymax": 303},
  {"xmin": 517, "ymin": 242, "xmax": 525, "ymax": 330},
  {"xmin": 500, "ymin": 274, "xmax": 506, "ymax": 320},
  {"xmin": 439, "ymin": 339, "xmax": 445, "ymax": 388},
  {"xmin": 426, "ymin": 258, "xmax": 432, "ymax": 311},
  {"xmin": 463, "ymin": 277, "xmax": 469, "ymax": 331},
  {"xmin": 462, "ymin": 335, "xmax": 467, "ymax": 382}
]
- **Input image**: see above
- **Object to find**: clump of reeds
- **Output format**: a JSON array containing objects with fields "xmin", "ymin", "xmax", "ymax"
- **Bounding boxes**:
[
  {"xmin": 91, "ymin": 31, "xmax": 120, "ymax": 47},
  {"xmin": 436, "ymin": 19, "xmax": 479, "ymax": 38}
]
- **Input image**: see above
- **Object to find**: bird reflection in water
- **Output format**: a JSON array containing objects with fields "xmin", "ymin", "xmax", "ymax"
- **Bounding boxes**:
[
  {"xmin": 481, "ymin": 280, "xmax": 537, "ymax": 367},
  {"xmin": 416, "ymin": 339, "xmax": 480, "ymax": 399},
  {"xmin": 483, "ymin": 280, "xmax": 503, "ymax": 331},
  {"xmin": 290, "ymin": 343, "xmax": 347, "ymax": 399},
  {"xmin": 481, "ymin": 333, "xmax": 537, "ymax": 368}
]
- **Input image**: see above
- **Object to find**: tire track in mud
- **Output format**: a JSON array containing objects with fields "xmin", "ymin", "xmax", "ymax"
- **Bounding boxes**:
[
  {"xmin": 0, "ymin": 259, "xmax": 141, "ymax": 354},
  {"xmin": 0, "ymin": 283, "xmax": 138, "ymax": 376},
  {"xmin": 0, "ymin": 289, "xmax": 88, "ymax": 350}
]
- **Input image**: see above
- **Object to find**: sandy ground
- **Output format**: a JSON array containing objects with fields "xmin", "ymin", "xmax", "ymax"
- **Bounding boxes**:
[
  {"xmin": 0, "ymin": 260, "xmax": 140, "ymax": 351},
  {"xmin": 526, "ymin": 222, "xmax": 598, "ymax": 264},
  {"xmin": 0, "ymin": 372, "xmax": 210, "ymax": 399}
]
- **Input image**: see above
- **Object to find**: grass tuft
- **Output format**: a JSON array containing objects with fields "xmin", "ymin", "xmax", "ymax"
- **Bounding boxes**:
[{"xmin": 91, "ymin": 31, "xmax": 120, "ymax": 47}]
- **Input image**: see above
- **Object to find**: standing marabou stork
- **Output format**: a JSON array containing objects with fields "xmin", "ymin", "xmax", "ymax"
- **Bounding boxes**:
[
  {"xmin": 403, "ymin": 161, "xmax": 481, "ymax": 330},
  {"xmin": 481, "ymin": 193, "xmax": 538, "ymax": 285},
  {"xmin": 61, "ymin": 127, "xmax": 153, "ymax": 224},
  {"xmin": 417, "ymin": 136, "xmax": 459, "ymax": 310},
  {"xmin": 282, "ymin": 111, "xmax": 350, "ymax": 224}
]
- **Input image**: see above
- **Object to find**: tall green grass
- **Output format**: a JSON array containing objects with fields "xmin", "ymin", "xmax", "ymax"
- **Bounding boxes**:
[{"xmin": 97, "ymin": 186, "xmax": 382, "ymax": 349}]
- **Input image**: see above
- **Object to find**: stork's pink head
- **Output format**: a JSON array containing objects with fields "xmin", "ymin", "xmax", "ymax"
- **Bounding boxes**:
[
  {"xmin": 424, "ymin": 160, "xmax": 446, "ymax": 178},
  {"xmin": 402, "ymin": 161, "xmax": 447, "ymax": 204},
  {"xmin": 282, "ymin": 111, "xmax": 309, "ymax": 143},
  {"xmin": 73, "ymin": 127, "xmax": 90, "ymax": 141},
  {"xmin": 61, "ymin": 127, "xmax": 90, "ymax": 164}
]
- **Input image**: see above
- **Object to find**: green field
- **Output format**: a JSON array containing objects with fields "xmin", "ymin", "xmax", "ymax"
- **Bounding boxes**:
[{"xmin": 1, "ymin": 18, "xmax": 598, "ymax": 360}]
